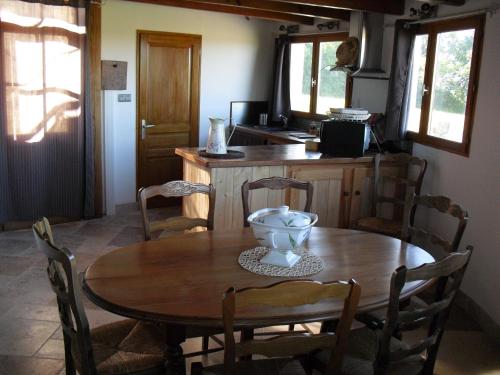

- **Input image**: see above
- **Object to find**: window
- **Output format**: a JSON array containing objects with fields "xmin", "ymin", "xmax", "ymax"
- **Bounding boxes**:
[
  {"xmin": 406, "ymin": 15, "xmax": 484, "ymax": 155},
  {"xmin": 290, "ymin": 33, "xmax": 352, "ymax": 118}
]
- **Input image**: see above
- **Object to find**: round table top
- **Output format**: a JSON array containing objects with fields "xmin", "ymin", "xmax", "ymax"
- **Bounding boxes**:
[{"xmin": 83, "ymin": 227, "xmax": 434, "ymax": 328}]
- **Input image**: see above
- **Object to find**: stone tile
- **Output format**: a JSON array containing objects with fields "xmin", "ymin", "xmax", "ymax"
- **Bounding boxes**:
[
  {"xmin": 2, "ymin": 304, "xmax": 60, "ymax": 322},
  {"xmin": 0, "ymin": 275, "xmax": 17, "ymax": 289},
  {"xmin": 75, "ymin": 239, "xmax": 116, "ymax": 255},
  {"xmin": 35, "ymin": 339, "xmax": 65, "ymax": 360},
  {"xmin": 84, "ymin": 307, "xmax": 123, "ymax": 329},
  {"xmin": 107, "ymin": 226, "xmax": 145, "ymax": 247},
  {"xmin": 75, "ymin": 222, "xmax": 122, "ymax": 238},
  {"xmin": 52, "ymin": 233, "xmax": 86, "ymax": 252},
  {"xmin": 0, "ymin": 238, "xmax": 33, "ymax": 255},
  {"xmin": 0, "ymin": 276, "xmax": 56, "ymax": 307},
  {"xmin": 0, "ymin": 318, "xmax": 59, "ymax": 356},
  {"xmin": 50, "ymin": 326, "xmax": 63, "ymax": 340},
  {"xmin": 434, "ymin": 330, "xmax": 500, "ymax": 375},
  {"xmin": 0, "ymin": 256, "xmax": 35, "ymax": 276},
  {"xmin": 0, "ymin": 355, "xmax": 64, "ymax": 375},
  {"xmin": 0, "ymin": 228, "xmax": 33, "ymax": 241}
]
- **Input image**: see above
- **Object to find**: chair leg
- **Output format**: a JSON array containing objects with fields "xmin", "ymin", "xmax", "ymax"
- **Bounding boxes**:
[
  {"xmin": 289, "ymin": 324, "xmax": 295, "ymax": 331},
  {"xmin": 63, "ymin": 334, "xmax": 76, "ymax": 375},
  {"xmin": 240, "ymin": 328, "xmax": 254, "ymax": 361},
  {"xmin": 202, "ymin": 335, "xmax": 209, "ymax": 352}
]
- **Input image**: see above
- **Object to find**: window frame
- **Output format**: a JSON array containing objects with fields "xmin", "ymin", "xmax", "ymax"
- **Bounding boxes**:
[
  {"xmin": 406, "ymin": 15, "xmax": 485, "ymax": 156},
  {"xmin": 289, "ymin": 32, "xmax": 352, "ymax": 119}
]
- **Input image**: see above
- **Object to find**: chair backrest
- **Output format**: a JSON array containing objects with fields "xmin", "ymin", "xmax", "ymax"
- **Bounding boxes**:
[
  {"xmin": 138, "ymin": 180, "xmax": 216, "ymax": 240},
  {"xmin": 402, "ymin": 195, "xmax": 469, "ymax": 260},
  {"xmin": 375, "ymin": 247, "xmax": 473, "ymax": 375},
  {"xmin": 372, "ymin": 153, "xmax": 427, "ymax": 221},
  {"xmin": 222, "ymin": 279, "xmax": 361, "ymax": 375},
  {"xmin": 33, "ymin": 218, "xmax": 96, "ymax": 375},
  {"xmin": 241, "ymin": 177, "xmax": 314, "ymax": 227}
]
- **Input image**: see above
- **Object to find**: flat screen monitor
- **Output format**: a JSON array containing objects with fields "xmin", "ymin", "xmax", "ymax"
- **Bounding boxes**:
[{"xmin": 230, "ymin": 101, "xmax": 269, "ymax": 126}]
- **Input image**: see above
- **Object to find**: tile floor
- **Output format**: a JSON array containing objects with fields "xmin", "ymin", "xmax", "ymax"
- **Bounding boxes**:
[{"xmin": 0, "ymin": 205, "xmax": 499, "ymax": 375}]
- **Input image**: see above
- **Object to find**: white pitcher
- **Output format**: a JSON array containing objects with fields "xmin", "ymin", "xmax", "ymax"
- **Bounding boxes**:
[{"xmin": 206, "ymin": 117, "xmax": 231, "ymax": 154}]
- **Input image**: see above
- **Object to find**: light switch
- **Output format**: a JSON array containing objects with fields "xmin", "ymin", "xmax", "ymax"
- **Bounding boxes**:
[{"xmin": 117, "ymin": 93, "xmax": 131, "ymax": 102}]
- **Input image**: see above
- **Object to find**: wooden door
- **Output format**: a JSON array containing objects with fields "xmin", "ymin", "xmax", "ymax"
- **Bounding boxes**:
[
  {"xmin": 137, "ymin": 31, "xmax": 201, "ymax": 206},
  {"xmin": 289, "ymin": 166, "xmax": 350, "ymax": 228}
]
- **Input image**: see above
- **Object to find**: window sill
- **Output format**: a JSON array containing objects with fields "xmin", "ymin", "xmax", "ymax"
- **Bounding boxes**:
[{"xmin": 406, "ymin": 132, "xmax": 470, "ymax": 157}]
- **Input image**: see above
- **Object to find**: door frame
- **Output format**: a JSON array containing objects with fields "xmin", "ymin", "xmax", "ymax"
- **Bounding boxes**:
[{"xmin": 135, "ymin": 30, "xmax": 201, "ymax": 194}]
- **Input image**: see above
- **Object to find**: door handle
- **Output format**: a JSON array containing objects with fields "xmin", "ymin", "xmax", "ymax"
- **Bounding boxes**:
[{"xmin": 141, "ymin": 119, "xmax": 156, "ymax": 140}]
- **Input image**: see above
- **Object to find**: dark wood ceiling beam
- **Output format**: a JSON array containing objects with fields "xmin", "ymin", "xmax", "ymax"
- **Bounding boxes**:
[
  {"xmin": 185, "ymin": 0, "xmax": 351, "ymax": 20},
  {"xmin": 124, "ymin": 0, "xmax": 315, "ymax": 24},
  {"xmin": 270, "ymin": 0, "xmax": 405, "ymax": 15}
]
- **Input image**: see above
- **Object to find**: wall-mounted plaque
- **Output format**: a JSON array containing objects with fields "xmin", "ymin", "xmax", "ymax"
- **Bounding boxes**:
[{"xmin": 101, "ymin": 60, "xmax": 127, "ymax": 90}]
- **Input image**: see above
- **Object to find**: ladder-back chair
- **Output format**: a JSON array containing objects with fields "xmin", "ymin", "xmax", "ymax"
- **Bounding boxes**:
[
  {"xmin": 138, "ymin": 180, "xmax": 215, "ymax": 240},
  {"xmin": 241, "ymin": 177, "xmax": 313, "ymax": 227}
]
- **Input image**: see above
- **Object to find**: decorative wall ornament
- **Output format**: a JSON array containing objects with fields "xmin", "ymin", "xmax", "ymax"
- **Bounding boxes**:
[
  {"xmin": 410, "ymin": 3, "xmax": 439, "ymax": 19},
  {"xmin": 335, "ymin": 37, "xmax": 359, "ymax": 67},
  {"xmin": 316, "ymin": 21, "xmax": 340, "ymax": 31}
]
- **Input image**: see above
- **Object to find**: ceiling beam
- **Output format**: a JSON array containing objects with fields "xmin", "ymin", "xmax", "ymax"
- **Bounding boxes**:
[
  {"xmin": 271, "ymin": 0, "xmax": 405, "ymax": 15},
  {"xmin": 124, "ymin": 0, "xmax": 316, "ymax": 24},
  {"xmin": 184, "ymin": 0, "xmax": 351, "ymax": 20}
]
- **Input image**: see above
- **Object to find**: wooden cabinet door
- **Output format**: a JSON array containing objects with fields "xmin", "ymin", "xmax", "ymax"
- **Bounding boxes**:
[
  {"xmin": 137, "ymin": 31, "xmax": 201, "ymax": 206},
  {"xmin": 289, "ymin": 166, "xmax": 349, "ymax": 228}
]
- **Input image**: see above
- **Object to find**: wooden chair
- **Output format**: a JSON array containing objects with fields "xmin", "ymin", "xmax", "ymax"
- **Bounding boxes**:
[
  {"xmin": 139, "ymin": 181, "xmax": 220, "ymax": 352},
  {"xmin": 355, "ymin": 195, "xmax": 468, "ymax": 331},
  {"xmin": 33, "ymin": 217, "xmax": 166, "ymax": 375},
  {"xmin": 402, "ymin": 195, "xmax": 469, "ymax": 261},
  {"xmin": 356, "ymin": 153, "xmax": 427, "ymax": 238},
  {"xmin": 241, "ymin": 177, "xmax": 313, "ymax": 227},
  {"xmin": 191, "ymin": 279, "xmax": 361, "ymax": 375},
  {"xmin": 315, "ymin": 247, "xmax": 472, "ymax": 375},
  {"xmin": 138, "ymin": 180, "xmax": 215, "ymax": 240}
]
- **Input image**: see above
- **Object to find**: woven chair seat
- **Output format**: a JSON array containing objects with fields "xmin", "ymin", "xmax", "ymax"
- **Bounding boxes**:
[
  {"xmin": 199, "ymin": 358, "xmax": 307, "ymax": 375},
  {"xmin": 356, "ymin": 217, "xmax": 402, "ymax": 237},
  {"xmin": 315, "ymin": 327, "xmax": 424, "ymax": 375},
  {"xmin": 72, "ymin": 319, "xmax": 165, "ymax": 375}
]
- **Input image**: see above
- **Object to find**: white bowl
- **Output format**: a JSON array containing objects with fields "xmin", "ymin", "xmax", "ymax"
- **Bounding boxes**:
[{"xmin": 247, "ymin": 206, "xmax": 318, "ymax": 267}]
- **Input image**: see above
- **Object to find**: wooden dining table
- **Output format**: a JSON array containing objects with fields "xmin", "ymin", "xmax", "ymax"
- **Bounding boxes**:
[{"xmin": 82, "ymin": 227, "xmax": 434, "ymax": 374}]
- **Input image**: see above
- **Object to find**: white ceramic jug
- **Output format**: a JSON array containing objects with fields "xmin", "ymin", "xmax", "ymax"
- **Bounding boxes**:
[{"xmin": 206, "ymin": 117, "xmax": 229, "ymax": 154}]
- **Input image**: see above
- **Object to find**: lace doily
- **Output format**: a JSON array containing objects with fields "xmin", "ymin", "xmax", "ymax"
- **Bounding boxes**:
[{"xmin": 238, "ymin": 247, "xmax": 325, "ymax": 277}]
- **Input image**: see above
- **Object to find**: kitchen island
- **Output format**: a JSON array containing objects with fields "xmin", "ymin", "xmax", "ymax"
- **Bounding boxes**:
[{"xmin": 175, "ymin": 145, "xmax": 405, "ymax": 230}]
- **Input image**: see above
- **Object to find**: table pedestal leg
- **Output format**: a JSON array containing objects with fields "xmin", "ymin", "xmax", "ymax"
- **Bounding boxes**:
[{"xmin": 164, "ymin": 324, "xmax": 186, "ymax": 375}]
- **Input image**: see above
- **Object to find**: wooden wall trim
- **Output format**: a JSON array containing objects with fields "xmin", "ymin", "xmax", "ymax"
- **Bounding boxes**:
[{"xmin": 89, "ymin": 2, "xmax": 103, "ymax": 216}]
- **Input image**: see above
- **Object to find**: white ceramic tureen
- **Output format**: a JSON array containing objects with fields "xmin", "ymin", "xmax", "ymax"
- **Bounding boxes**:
[{"xmin": 247, "ymin": 206, "xmax": 318, "ymax": 268}]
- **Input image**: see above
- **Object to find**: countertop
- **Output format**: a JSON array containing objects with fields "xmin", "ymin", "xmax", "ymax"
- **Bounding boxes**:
[
  {"xmin": 232, "ymin": 125, "xmax": 318, "ymax": 144},
  {"xmin": 175, "ymin": 144, "xmax": 375, "ymax": 168}
]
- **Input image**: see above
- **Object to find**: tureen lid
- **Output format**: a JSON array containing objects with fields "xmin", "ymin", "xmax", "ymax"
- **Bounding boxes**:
[{"xmin": 252, "ymin": 206, "xmax": 312, "ymax": 228}]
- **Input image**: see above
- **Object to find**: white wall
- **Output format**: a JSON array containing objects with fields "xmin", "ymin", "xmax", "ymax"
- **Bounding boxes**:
[
  {"xmin": 383, "ymin": 1, "xmax": 500, "ymax": 325},
  {"xmin": 413, "ymin": 3, "xmax": 500, "ymax": 325},
  {"xmin": 101, "ymin": 0, "xmax": 276, "ymax": 206}
]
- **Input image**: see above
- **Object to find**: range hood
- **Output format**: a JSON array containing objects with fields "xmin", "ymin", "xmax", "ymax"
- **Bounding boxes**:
[{"xmin": 332, "ymin": 11, "xmax": 388, "ymax": 79}]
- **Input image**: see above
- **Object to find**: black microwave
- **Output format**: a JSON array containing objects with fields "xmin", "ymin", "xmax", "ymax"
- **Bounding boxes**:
[{"xmin": 319, "ymin": 120, "xmax": 370, "ymax": 157}]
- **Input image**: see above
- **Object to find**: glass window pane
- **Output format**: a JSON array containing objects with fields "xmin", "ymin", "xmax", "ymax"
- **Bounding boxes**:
[
  {"xmin": 406, "ymin": 34, "xmax": 428, "ymax": 133},
  {"xmin": 428, "ymin": 29, "xmax": 475, "ymax": 142},
  {"xmin": 290, "ymin": 42, "xmax": 312, "ymax": 112},
  {"xmin": 316, "ymin": 41, "xmax": 346, "ymax": 115}
]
